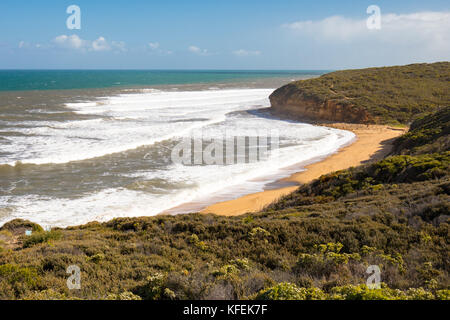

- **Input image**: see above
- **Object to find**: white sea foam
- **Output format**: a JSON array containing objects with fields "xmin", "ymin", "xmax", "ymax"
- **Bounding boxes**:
[
  {"xmin": 1, "ymin": 89, "xmax": 273, "ymax": 165},
  {"xmin": 0, "ymin": 88, "xmax": 355, "ymax": 227}
]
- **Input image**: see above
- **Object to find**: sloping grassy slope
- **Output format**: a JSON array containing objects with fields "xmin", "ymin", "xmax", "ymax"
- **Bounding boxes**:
[
  {"xmin": 394, "ymin": 106, "xmax": 450, "ymax": 154},
  {"xmin": 271, "ymin": 62, "xmax": 450, "ymax": 124}
]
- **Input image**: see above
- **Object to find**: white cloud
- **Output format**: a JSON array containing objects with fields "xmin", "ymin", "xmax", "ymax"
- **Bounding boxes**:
[
  {"xmin": 18, "ymin": 41, "xmax": 47, "ymax": 50},
  {"xmin": 188, "ymin": 45, "xmax": 200, "ymax": 53},
  {"xmin": 53, "ymin": 35, "xmax": 126, "ymax": 53},
  {"xmin": 54, "ymin": 35, "xmax": 86, "ymax": 49},
  {"xmin": 149, "ymin": 42, "xmax": 160, "ymax": 50},
  {"xmin": 92, "ymin": 37, "xmax": 110, "ymax": 51},
  {"xmin": 232, "ymin": 49, "xmax": 261, "ymax": 57},
  {"xmin": 284, "ymin": 16, "xmax": 364, "ymax": 41},
  {"xmin": 283, "ymin": 11, "xmax": 450, "ymax": 48},
  {"xmin": 188, "ymin": 45, "xmax": 210, "ymax": 56},
  {"xmin": 147, "ymin": 42, "xmax": 172, "ymax": 55},
  {"xmin": 282, "ymin": 11, "xmax": 450, "ymax": 66},
  {"xmin": 112, "ymin": 41, "xmax": 127, "ymax": 53}
]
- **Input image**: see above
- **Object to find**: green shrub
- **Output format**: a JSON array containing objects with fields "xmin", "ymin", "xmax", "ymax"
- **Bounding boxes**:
[
  {"xmin": 0, "ymin": 264, "xmax": 39, "ymax": 289},
  {"xmin": 256, "ymin": 282, "xmax": 308, "ymax": 300},
  {"xmin": 435, "ymin": 290, "xmax": 450, "ymax": 300},
  {"xmin": 188, "ymin": 234, "xmax": 208, "ymax": 250},
  {"xmin": 295, "ymin": 243, "xmax": 361, "ymax": 277},
  {"xmin": 248, "ymin": 227, "xmax": 271, "ymax": 242},
  {"xmin": 230, "ymin": 258, "xmax": 250, "ymax": 271},
  {"xmin": 394, "ymin": 107, "xmax": 450, "ymax": 154},
  {"xmin": 104, "ymin": 291, "xmax": 142, "ymax": 300},
  {"xmin": 134, "ymin": 272, "xmax": 167, "ymax": 300},
  {"xmin": 22, "ymin": 230, "xmax": 62, "ymax": 248},
  {"xmin": 212, "ymin": 264, "xmax": 239, "ymax": 278},
  {"xmin": 330, "ymin": 284, "xmax": 405, "ymax": 300},
  {"xmin": 23, "ymin": 289, "xmax": 79, "ymax": 300},
  {"xmin": 1, "ymin": 219, "xmax": 44, "ymax": 233},
  {"xmin": 87, "ymin": 253, "xmax": 105, "ymax": 264}
]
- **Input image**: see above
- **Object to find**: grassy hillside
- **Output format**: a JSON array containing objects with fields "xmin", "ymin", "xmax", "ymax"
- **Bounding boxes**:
[
  {"xmin": 394, "ymin": 107, "xmax": 450, "ymax": 155},
  {"xmin": 0, "ymin": 177, "xmax": 448, "ymax": 300},
  {"xmin": 270, "ymin": 153, "xmax": 449, "ymax": 209},
  {"xmin": 271, "ymin": 62, "xmax": 450, "ymax": 124}
]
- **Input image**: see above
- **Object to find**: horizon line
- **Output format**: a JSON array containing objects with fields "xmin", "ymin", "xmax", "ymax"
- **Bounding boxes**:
[{"xmin": 0, "ymin": 68, "xmax": 333, "ymax": 72}]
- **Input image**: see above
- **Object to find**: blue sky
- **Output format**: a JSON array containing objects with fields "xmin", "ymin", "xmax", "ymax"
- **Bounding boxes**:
[{"xmin": 0, "ymin": 0, "xmax": 449, "ymax": 69}]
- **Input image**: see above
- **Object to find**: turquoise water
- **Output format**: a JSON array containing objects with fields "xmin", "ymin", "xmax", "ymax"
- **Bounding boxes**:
[{"xmin": 0, "ymin": 70, "xmax": 327, "ymax": 91}]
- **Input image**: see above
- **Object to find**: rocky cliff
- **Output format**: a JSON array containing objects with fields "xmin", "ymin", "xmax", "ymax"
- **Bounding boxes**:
[{"xmin": 269, "ymin": 83, "xmax": 373, "ymax": 124}]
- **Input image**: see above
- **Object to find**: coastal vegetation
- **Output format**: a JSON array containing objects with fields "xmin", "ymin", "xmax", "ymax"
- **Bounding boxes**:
[
  {"xmin": 0, "ymin": 63, "xmax": 448, "ymax": 300},
  {"xmin": 393, "ymin": 107, "xmax": 450, "ymax": 155},
  {"xmin": 270, "ymin": 62, "xmax": 450, "ymax": 125}
]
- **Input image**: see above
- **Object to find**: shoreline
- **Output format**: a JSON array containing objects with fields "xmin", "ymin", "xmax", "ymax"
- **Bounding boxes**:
[
  {"xmin": 159, "ymin": 121, "xmax": 356, "ymax": 217},
  {"xmin": 198, "ymin": 123, "xmax": 407, "ymax": 216}
]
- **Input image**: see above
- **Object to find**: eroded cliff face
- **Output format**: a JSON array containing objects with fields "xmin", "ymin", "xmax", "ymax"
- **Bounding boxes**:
[{"xmin": 269, "ymin": 83, "xmax": 373, "ymax": 124}]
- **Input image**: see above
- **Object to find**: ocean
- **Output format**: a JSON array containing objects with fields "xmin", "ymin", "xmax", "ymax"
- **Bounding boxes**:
[{"xmin": 0, "ymin": 70, "xmax": 355, "ymax": 227}]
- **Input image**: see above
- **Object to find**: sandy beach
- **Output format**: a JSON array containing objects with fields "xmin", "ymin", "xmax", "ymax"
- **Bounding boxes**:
[{"xmin": 200, "ymin": 123, "xmax": 407, "ymax": 216}]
